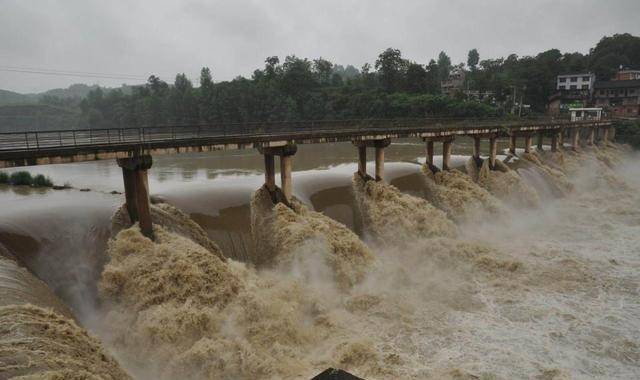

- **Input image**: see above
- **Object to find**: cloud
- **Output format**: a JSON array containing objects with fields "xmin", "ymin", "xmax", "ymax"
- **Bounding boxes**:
[{"xmin": 1, "ymin": 0, "xmax": 639, "ymax": 93}]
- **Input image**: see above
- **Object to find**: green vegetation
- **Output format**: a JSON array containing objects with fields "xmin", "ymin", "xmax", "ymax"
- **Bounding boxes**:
[
  {"xmin": 1, "ymin": 33, "xmax": 638, "ymax": 132},
  {"xmin": 74, "ymin": 33, "xmax": 639, "ymax": 128},
  {"xmin": 32, "ymin": 174, "xmax": 53, "ymax": 187},
  {"xmin": 9, "ymin": 171, "xmax": 33, "ymax": 186},
  {"xmin": 1, "ymin": 171, "xmax": 54, "ymax": 187},
  {"xmin": 614, "ymin": 121, "xmax": 640, "ymax": 149}
]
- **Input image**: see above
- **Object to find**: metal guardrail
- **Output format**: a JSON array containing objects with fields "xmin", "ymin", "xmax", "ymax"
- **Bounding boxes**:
[{"xmin": 0, "ymin": 117, "xmax": 607, "ymax": 153}]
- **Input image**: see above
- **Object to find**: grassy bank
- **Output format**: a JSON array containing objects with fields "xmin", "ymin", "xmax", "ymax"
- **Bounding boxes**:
[{"xmin": 0, "ymin": 171, "xmax": 54, "ymax": 188}]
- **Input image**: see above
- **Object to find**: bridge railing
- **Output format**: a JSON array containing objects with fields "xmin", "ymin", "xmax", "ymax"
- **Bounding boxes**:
[{"xmin": 0, "ymin": 116, "xmax": 603, "ymax": 152}]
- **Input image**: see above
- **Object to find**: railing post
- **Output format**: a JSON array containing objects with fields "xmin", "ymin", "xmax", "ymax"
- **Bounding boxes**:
[
  {"xmin": 59, "ymin": 131, "xmax": 62, "ymax": 146},
  {"xmin": 35, "ymin": 132, "xmax": 40, "ymax": 150},
  {"xmin": 24, "ymin": 132, "xmax": 29, "ymax": 149}
]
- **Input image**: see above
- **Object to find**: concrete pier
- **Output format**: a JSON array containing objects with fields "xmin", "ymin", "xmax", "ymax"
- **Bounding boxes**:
[
  {"xmin": 473, "ymin": 137, "xmax": 481, "ymax": 160},
  {"xmin": 374, "ymin": 145, "xmax": 384, "ymax": 181},
  {"xmin": 117, "ymin": 155, "xmax": 153, "ymax": 239},
  {"xmin": 489, "ymin": 136, "xmax": 498, "ymax": 169},
  {"xmin": 280, "ymin": 154, "xmax": 293, "ymax": 202},
  {"xmin": 537, "ymin": 133, "xmax": 544, "ymax": 151},
  {"xmin": 259, "ymin": 143, "xmax": 297, "ymax": 204},
  {"xmin": 524, "ymin": 135, "xmax": 533, "ymax": 154},
  {"xmin": 353, "ymin": 138, "xmax": 390, "ymax": 181},
  {"xmin": 264, "ymin": 154, "xmax": 276, "ymax": 192},
  {"xmin": 587, "ymin": 128, "xmax": 595, "ymax": 146},
  {"xmin": 571, "ymin": 129, "xmax": 580, "ymax": 151},
  {"xmin": 601, "ymin": 127, "xmax": 609, "ymax": 145},
  {"xmin": 442, "ymin": 139, "xmax": 453, "ymax": 171},
  {"xmin": 509, "ymin": 135, "xmax": 517, "ymax": 155},
  {"xmin": 357, "ymin": 145, "xmax": 367, "ymax": 178},
  {"xmin": 551, "ymin": 132, "xmax": 559, "ymax": 152},
  {"xmin": 425, "ymin": 140, "xmax": 434, "ymax": 168}
]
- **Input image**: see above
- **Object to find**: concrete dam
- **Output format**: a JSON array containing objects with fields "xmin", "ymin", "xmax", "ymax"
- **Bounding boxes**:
[{"xmin": 1, "ymin": 117, "xmax": 637, "ymax": 380}]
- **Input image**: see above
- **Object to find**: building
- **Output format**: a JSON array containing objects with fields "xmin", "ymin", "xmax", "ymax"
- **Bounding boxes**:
[
  {"xmin": 463, "ymin": 89, "xmax": 495, "ymax": 103},
  {"xmin": 593, "ymin": 79, "xmax": 640, "ymax": 117},
  {"xmin": 441, "ymin": 68, "xmax": 465, "ymax": 97},
  {"xmin": 569, "ymin": 107, "xmax": 602, "ymax": 121},
  {"xmin": 612, "ymin": 67, "xmax": 640, "ymax": 81},
  {"xmin": 556, "ymin": 73, "xmax": 595, "ymax": 92},
  {"xmin": 547, "ymin": 73, "xmax": 595, "ymax": 115}
]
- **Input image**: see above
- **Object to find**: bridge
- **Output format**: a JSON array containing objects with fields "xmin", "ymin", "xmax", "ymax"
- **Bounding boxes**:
[{"xmin": 0, "ymin": 117, "xmax": 613, "ymax": 238}]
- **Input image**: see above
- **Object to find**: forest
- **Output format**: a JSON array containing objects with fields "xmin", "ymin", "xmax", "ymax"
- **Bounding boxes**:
[{"xmin": 2, "ymin": 33, "xmax": 639, "ymax": 130}]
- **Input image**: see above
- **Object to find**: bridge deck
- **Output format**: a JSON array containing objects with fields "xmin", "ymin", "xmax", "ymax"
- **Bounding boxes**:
[{"xmin": 0, "ymin": 118, "xmax": 611, "ymax": 168}]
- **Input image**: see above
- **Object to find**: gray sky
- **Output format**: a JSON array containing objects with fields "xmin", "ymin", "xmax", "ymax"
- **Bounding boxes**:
[{"xmin": 1, "ymin": 0, "xmax": 639, "ymax": 93}]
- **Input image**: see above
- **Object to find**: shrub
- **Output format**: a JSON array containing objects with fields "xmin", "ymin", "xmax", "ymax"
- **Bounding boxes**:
[
  {"xmin": 0, "ymin": 172, "xmax": 8, "ymax": 184},
  {"xmin": 614, "ymin": 121, "xmax": 640, "ymax": 149},
  {"xmin": 10, "ymin": 171, "xmax": 33, "ymax": 186},
  {"xmin": 32, "ymin": 174, "xmax": 53, "ymax": 188}
]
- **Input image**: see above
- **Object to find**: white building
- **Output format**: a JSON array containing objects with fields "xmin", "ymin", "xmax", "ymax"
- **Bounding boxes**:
[{"xmin": 556, "ymin": 73, "xmax": 595, "ymax": 91}]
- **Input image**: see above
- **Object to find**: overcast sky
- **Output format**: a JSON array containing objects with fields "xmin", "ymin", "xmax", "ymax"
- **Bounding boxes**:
[{"xmin": 1, "ymin": 0, "xmax": 639, "ymax": 93}]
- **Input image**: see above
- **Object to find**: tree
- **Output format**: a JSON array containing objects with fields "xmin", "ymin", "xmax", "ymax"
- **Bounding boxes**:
[
  {"xmin": 264, "ymin": 56, "xmax": 281, "ymax": 80},
  {"xmin": 146, "ymin": 75, "xmax": 168, "ymax": 96},
  {"xmin": 375, "ymin": 48, "xmax": 405, "ymax": 93},
  {"xmin": 199, "ymin": 67, "xmax": 215, "ymax": 122},
  {"xmin": 331, "ymin": 73, "xmax": 343, "ymax": 86},
  {"xmin": 589, "ymin": 33, "xmax": 640, "ymax": 79},
  {"xmin": 280, "ymin": 55, "xmax": 317, "ymax": 114},
  {"xmin": 467, "ymin": 49, "xmax": 480, "ymax": 70},
  {"xmin": 405, "ymin": 63, "xmax": 427, "ymax": 93},
  {"xmin": 360, "ymin": 63, "xmax": 376, "ymax": 87},
  {"xmin": 313, "ymin": 58, "xmax": 333, "ymax": 85},
  {"xmin": 437, "ymin": 51, "xmax": 452, "ymax": 80},
  {"xmin": 171, "ymin": 73, "xmax": 196, "ymax": 123},
  {"xmin": 425, "ymin": 59, "xmax": 440, "ymax": 94}
]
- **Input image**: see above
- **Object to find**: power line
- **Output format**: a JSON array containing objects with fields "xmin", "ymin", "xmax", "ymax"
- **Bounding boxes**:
[
  {"xmin": 0, "ymin": 64, "xmax": 150, "ymax": 79},
  {"xmin": 0, "ymin": 67, "xmax": 148, "ymax": 81}
]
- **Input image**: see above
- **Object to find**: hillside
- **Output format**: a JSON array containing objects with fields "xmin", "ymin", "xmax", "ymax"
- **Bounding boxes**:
[
  {"xmin": 0, "ymin": 89, "xmax": 33, "ymax": 105},
  {"xmin": 0, "ymin": 84, "xmax": 103, "ymax": 107}
]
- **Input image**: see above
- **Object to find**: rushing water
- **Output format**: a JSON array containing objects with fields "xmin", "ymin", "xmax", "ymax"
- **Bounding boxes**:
[{"xmin": 0, "ymin": 138, "xmax": 638, "ymax": 379}]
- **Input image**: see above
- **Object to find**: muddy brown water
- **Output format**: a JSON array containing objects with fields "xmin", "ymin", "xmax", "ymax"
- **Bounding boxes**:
[{"xmin": 0, "ymin": 138, "xmax": 638, "ymax": 379}]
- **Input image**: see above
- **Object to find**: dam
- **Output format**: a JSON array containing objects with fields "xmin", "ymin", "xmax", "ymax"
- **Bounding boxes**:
[
  {"xmin": 0, "ymin": 117, "xmax": 613, "ymax": 238},
  {"xmin": 0, "ymin": 117, "xmax": 637, "ymax": 380}
]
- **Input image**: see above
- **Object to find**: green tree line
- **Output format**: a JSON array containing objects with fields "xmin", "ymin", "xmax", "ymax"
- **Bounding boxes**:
[
  {"xmin": 8, "ymin": 33, "xmax": 639, "ymax": 130},
  {"xmin": 79, "ymin": 53, "xmax": 498, "ymax": 129}
]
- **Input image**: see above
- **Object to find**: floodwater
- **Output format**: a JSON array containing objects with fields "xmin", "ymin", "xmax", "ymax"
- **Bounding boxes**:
[{"xmin": 0, "ymin": 136, "xmax": 638, "ymax": 379}]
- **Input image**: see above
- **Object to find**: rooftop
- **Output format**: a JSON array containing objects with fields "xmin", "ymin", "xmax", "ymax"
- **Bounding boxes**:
[
  {"xmin": 558, "ymin": 73, "xmax": 593, "ymax": 77},
  {"xmin": 594, "ymin": 79, "xmax": 640, "ymax": 89}
]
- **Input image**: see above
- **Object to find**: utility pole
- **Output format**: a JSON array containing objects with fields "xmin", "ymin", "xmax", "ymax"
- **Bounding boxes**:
[
  {"xmin": 518, "ymin": 92, "xmax": 523, "ymax": 117},
  {"xmin": 518, "ymin": 85, "xmax": 526, "ymax": 118}
]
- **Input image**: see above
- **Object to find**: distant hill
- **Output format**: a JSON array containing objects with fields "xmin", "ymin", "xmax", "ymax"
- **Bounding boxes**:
[
  {"xmin": 0, "ymin": 89, "xmax": 33, "ymax": 105},
  {"xmin": 37, "ymin": 84, "xmax": 100, "ymax": 99},
  {"xmin": 0, "ymin": 104, "xmax": 80, "ymax": 132},
  {"xmin": 0, "ymin": 84, "xmax": 114, "ymax": 106}
]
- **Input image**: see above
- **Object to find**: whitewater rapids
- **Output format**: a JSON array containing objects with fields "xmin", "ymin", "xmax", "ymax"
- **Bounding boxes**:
[{"xmin": 1, "ymin": 143, "xmax": 639, "ymax": 379}]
